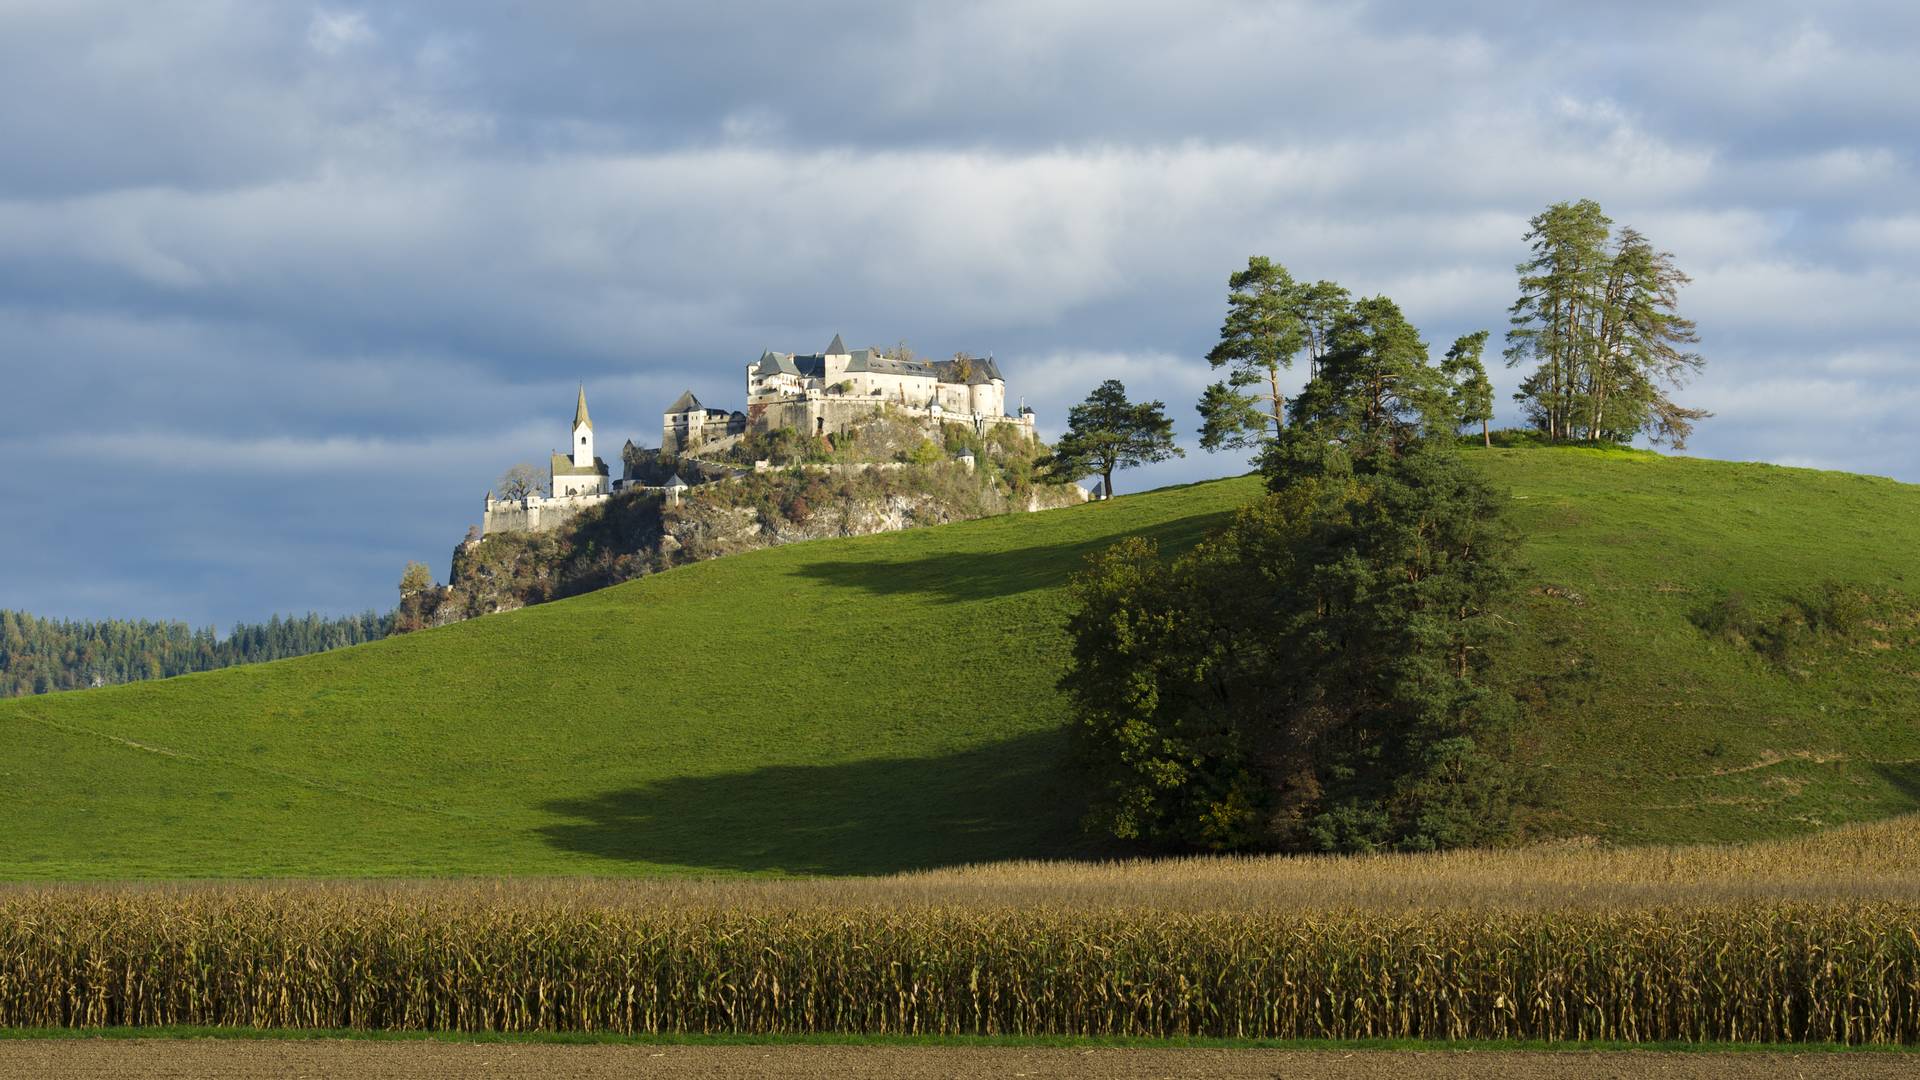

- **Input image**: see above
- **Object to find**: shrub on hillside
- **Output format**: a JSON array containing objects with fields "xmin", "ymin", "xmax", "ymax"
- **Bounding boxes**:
[
  {"xmin": 1692, "ymin": 580, "xmax": 1880, "ymax": 670},
  {"xmin": 1064, "ymin": 442, "xmax": 1524, "ymax": 854}
]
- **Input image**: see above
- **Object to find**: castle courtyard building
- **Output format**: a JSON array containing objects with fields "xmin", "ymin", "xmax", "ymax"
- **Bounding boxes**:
[{"xmin": 664, "ymin": 334, "xmax": 1035, "ymax": 455}]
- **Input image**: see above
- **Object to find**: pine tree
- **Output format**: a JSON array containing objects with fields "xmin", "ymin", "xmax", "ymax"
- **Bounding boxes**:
[
  {"xmin": 1585, "ymin": 228, "xmax": 1711, "ymax": 446},
  {"xmin": 0, "ymin": 609, "xmax": 394, "ymax": 697},
  {"xmin": 1442, "ymin": 330, "xmax": 1495, "ymax": 446},
  {"xmin": 1289, "ymin": 295, "xmax": 1451, "ymax": 461},
  {"xmin": 1506, "ymin": 199, "xmax": 1612, "ymax": 440},
  {"xmin": 1049, "ymin": 380, "xmax": 1184, "ymax": 497},
  {"xmin": 1202, "ymin": 257, "xmax": 1308, "ymax": 448},
  {"xmin": 1195, "ymin": 381, "xmax": 1268, "ymax": 454},
  {"xmin": 1506, "ymin": 200, "xmax": 1709, "ymax": 446},
  {"xmin": 1294, "ymin": 279, "xmax": 1352, "ymax": 380}
]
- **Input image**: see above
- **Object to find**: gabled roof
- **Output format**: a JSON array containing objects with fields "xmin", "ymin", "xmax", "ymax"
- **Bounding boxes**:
[
  {"xmin": 786, "ymin": 353, "xmax": 830, "ymax": 377},
  {"xmin": 752, "ymin": 351, "xmax": 802, "ymax": 378},
  {"xmin": 665, "ymin": 474, "xmax": 689, "ymax": 488},
  {"xmin": 825, "ymin": 332, "xmax": 847, "ymax": 355},
  {"xmin": 573, "ymin": 385, "xmax": 592, "ymax": 430},
  {"xmin": 666, "ymin": 390, "xmax": 703, "ymax": 414},
  {"xmin": 932, "ymin": 355, "xmax": 1003, "ymax": 385},
  {"xmin": 551, "ymin": 452, "xmax": 610, "ymax": 477}
]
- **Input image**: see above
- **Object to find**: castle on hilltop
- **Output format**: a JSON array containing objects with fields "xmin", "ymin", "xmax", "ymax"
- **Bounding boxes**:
[
  {"xmin": 662, "ymin": 333, "xmax": 1035, "ymax": 455},
  {"xmin": 481, "ymin": 335, "xmax": 1036, "ymax": 537}
]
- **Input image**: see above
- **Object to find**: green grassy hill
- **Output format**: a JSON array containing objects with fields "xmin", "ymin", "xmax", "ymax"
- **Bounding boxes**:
[{"xmin": 3, "ymin": 447, "xmax": 1918, "ymax": 879}]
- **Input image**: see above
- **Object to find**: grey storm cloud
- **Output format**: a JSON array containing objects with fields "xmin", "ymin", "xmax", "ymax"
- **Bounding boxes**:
[{"xmin": 0, "ymin": 0, "xmax": 1915, "ymax": 626}]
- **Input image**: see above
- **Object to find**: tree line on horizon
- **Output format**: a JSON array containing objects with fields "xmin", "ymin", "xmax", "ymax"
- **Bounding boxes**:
[{"xmin": 0, "ymin": 609, "xmax": 392, "ymax": 698}]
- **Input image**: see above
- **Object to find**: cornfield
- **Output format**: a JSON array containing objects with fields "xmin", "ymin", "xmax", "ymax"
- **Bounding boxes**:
[{"xmin": 2, "ymin": 887, "xmax": 1917, "ymax": 1043}]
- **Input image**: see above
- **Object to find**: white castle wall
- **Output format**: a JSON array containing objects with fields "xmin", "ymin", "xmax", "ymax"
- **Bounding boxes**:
[
  {"xmin": 482, "ymin": 491, "xmax": 609, "ymax": 536},
  {"xmin": 745, "ymin": 397, "xmax": 1034, "ymax": 442},
  {"xmin": 553, "ymin": 472, "xmax": 607, "ymax": 498}
]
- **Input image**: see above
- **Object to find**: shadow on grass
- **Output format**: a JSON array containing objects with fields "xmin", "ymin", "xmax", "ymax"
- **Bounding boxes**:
[
  {"xmin": 790, "ymin": 506, "xmax": 1237, "ymax": 603},
  {"xmin": 1875, "ymin": 761, "xmax": 1920, "ymax": 808},
  {"xmin": 535, "ymin": 731, "xmax": 1091, "ymax": 875}
]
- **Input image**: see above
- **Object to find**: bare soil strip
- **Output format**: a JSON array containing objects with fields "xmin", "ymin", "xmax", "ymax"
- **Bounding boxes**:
[{"xmin": 0, "ymin": 1040, "xmax": 1914, "ymax": 1080}]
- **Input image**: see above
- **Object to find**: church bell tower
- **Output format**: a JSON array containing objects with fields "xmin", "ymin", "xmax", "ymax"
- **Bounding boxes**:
[{"xmin": 572, "ymin": 385, "xmax": 594, "ymax": 469}]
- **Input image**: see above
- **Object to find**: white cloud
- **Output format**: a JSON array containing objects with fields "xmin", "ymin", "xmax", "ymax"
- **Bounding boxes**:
[{"xmin": 307, "ymin": 9, "xmax": 372, "ymax": 56}]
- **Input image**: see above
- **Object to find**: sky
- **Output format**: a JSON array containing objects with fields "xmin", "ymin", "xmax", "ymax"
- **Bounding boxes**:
[{"xmin": 2, "ymin": 1, "xmax": 1917, "ymax": 628}]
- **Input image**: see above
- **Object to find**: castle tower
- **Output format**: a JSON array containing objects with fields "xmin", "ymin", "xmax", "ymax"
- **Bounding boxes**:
[{"xmin": 571, "ymin": 385, "xmax": 594, "ymax": 469}]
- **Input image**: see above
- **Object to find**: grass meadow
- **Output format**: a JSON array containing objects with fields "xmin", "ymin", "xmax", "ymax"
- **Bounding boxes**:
[{"xmin": 1, "ymin": 447, "xmax": 1918, "ymax": 879}]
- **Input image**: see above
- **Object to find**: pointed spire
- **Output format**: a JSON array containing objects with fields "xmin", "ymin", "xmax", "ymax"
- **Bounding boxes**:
[
  {"xmin": 826, "ymin": 332, "xmax": 847, "ymax": 356},
  {"xmin": 573, "ymin": 384, "xmax": 592, "ymax": 430}
]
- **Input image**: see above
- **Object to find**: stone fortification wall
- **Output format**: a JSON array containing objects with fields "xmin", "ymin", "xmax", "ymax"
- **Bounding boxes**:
[{"xmin": 482, "ymin": 491, "xmax": 608, "ymax": 536}]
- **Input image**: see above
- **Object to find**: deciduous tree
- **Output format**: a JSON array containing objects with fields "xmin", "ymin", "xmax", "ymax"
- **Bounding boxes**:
[{"xmin": 497, "ymin": 462, "xmax": 545, "ymax": 501}]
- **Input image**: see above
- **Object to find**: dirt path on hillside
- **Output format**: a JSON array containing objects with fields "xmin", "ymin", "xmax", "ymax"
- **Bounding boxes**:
[{"xmin": 1, "ymin": 1039, "xmax": 1913, "ymax": 1079}]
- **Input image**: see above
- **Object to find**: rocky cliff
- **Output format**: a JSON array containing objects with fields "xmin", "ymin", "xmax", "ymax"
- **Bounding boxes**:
[{"xmin": 399, "ymin": 433, "xmax": 1082, "ymax": 630}]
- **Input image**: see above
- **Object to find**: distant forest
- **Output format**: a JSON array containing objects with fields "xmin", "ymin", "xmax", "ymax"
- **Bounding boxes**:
[{"xmin": 0, "ymin": 610, "xmax": 392, "ymax": 698}]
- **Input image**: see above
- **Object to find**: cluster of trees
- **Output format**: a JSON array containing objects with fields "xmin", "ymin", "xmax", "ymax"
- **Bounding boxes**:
[
  {"xmin": 0, "ymin": 609, "xmax": 392, "ymax": 698},
  {"xmin": 1196, "ymin": 257, "xmax": 1498, "ymax": 458},
  {"xmin": 1061, "ymin": 260, "xmax": 1528, "ymax": 854},
  {"xmin": 1044, "ymin": 198, "xmax": 1707, "ymax": 502},
  {"xmin": 1506, "ymin": 199, "xmax": 1708, "ymax": 446}
]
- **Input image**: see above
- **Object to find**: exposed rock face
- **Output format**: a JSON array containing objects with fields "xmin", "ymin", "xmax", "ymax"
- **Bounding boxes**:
[
  {"xmin": 414, "ymin": 459, "xmax": 1084, "ymax": 630},
  {"xmin": 658, "ymin": 484, "xmax": 1080, "ymax": 561}
]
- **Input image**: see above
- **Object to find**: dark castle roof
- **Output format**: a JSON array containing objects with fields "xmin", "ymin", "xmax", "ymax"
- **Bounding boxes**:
[
  {"xmin": 747, "ymin": 346, "xmax": 1007, "ymax": 384},
  {"xmin": 932, "ymin": 355, "xmax": 1004, "ymax": 385},
  {"xmin": 666, "ymin": 389, "xmax": 729, "ymax": 419}
]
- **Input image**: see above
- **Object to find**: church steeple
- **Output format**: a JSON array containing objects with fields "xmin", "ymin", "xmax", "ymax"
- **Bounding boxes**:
[
  {"xmin": 573, "ymin": 384, "xmax": 593, "ymax": 431},
  {"xmin": 571, "ymin": 385, "xmax": 594, "ymax": 469}
]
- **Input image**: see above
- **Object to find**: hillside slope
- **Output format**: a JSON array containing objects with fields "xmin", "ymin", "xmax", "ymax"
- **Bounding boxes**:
[
  {"xmin": 2, "ymin": 448, "xmax": 1917, "ymax": 878},
  {"xmin": 1496, "ymin": 447, "xmax": 1920, "ymax": 842}
]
